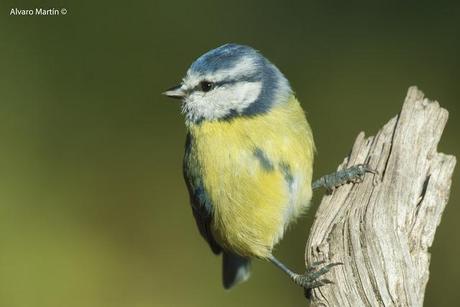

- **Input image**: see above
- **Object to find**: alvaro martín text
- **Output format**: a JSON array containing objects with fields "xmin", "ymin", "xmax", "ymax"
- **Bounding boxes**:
[{"xmin": 10, "ymin": 8, "xmax": 62, "ymax": 16}]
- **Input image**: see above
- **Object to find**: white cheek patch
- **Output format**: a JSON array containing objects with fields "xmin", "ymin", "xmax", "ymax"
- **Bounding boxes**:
[
  {"xmin": 219, "ymin": 81, "xmax": 262, "ymax": 111},
  {"xmin": 183, "ymin": 81, "xmax": 262, "ymax": 122}
]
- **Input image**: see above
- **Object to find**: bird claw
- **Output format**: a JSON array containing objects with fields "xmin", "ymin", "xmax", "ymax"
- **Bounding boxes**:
[
  {"xmin": 312, "ymin": 163, "xmax": 380, "ymax": 191},
  {"xmin": 294, "ymin": 261, "xmax": 343, "ymax": 299}
]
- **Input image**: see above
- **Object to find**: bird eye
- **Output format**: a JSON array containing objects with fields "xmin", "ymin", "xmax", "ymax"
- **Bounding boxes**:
[{"xmin": 199, "ymin": 80, "xmax": 214, "ymax": 92}]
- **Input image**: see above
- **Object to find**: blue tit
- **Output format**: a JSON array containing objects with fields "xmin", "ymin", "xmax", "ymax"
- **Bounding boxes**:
[{"xmin": 164, "ymin": 44, "xmax": 336, "ymax": 291}]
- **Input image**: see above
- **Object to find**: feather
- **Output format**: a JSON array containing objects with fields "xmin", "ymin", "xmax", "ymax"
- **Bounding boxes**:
[
  {"xmin": 222, "ymin": 251, "xmax": 251, "ymax": 289},
  {"xmin": 183, "ymin": 133, "xmax": 221, "ymax": 254}
]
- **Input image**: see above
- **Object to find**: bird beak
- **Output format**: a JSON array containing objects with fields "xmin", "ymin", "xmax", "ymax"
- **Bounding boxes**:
[{"xmin": 163, "ymin": 84, "xmax": 186, "ymax": 99}]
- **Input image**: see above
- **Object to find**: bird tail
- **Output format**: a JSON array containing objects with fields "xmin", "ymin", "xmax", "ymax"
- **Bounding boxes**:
[{"xmin": 222, "ymin": 251, "xmax": 251, "ymax": 289}]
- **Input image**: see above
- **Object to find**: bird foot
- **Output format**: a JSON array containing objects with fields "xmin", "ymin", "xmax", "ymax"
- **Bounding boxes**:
[
  {"xmin": 312, "ymin": 164, "xmax": 379, "ymax": 192},
  {"xmin": 292, "ymin": 261, "xmax": 343, "ymax": 299}
]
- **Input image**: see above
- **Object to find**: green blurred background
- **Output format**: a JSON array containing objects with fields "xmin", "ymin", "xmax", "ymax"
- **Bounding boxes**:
[{"xmin": 0, "ymin": 1, "xmax": 458, "ymax": 306}]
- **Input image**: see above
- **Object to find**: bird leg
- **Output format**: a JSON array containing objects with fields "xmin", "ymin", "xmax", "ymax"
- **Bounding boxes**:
[
  {"xmin": 312, "ymin": 163, "xmax": 379, "ymax": 193},
  {"xmin": 268, "ymin": 255, "xmax": 342, "ymax": 298}
]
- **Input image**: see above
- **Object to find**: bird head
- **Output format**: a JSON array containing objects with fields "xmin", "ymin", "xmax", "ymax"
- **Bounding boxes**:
[{"xmin": 164, "ymin": 44, "xmax": 292, "ymax": 124}]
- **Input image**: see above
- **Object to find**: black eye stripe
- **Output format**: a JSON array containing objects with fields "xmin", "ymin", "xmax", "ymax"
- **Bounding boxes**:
[
  {"xmin": 193, "ymin": 75, "xmax": 261, "ymax": 92},
  {"xmin": 198, "ymin": 80, "xmax": 214, "ymax": 92}
]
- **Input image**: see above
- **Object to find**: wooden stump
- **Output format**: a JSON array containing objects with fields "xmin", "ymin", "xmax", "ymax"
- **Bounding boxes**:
[{"xmin": 306, "ymin": 87, "xmax": 456, "ymax": 307}]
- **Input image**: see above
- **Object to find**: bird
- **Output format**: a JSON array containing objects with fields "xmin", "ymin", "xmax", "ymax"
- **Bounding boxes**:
[{"xmin": 164, "ymin": 43, "xmax": 340, "ymax": 291}]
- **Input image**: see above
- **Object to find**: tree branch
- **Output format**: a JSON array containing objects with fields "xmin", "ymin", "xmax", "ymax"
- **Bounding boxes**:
[{"xmin": 306, "ymin": 86, "xmax": 456, "ymax": 307}]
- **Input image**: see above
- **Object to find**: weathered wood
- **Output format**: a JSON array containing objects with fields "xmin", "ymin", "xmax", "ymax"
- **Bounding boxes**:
[{"xmin": 306, "ymin": 87, "xmax": 456, "ymax": 307}]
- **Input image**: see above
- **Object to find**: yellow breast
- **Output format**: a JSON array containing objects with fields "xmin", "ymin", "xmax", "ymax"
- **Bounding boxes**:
[{"xmin": 187, "ymin": 96, "xmax": 315, "ymax": 258}]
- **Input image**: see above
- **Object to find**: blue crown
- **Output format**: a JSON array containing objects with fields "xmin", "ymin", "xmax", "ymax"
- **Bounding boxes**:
[{"xmin": 190, "ymin": 44, "xmax": 262, "ymax": 75}]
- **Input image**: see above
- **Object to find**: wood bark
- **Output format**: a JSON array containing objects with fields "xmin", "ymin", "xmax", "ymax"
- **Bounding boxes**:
[{"xmin": 306, "ymin": 86, "xmax": 456, "ymax": 307}]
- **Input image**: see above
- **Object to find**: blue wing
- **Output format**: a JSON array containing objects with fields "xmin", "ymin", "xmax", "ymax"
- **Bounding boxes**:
[{"xmin": 183, "ymin": 133, "xmax": 221, "ymax": 254}]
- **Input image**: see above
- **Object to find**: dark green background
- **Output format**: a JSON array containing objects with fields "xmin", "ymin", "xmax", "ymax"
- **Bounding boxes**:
[{"xmin": 0, "ymin": 1, "xmax": 458, "ymax": 306}]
